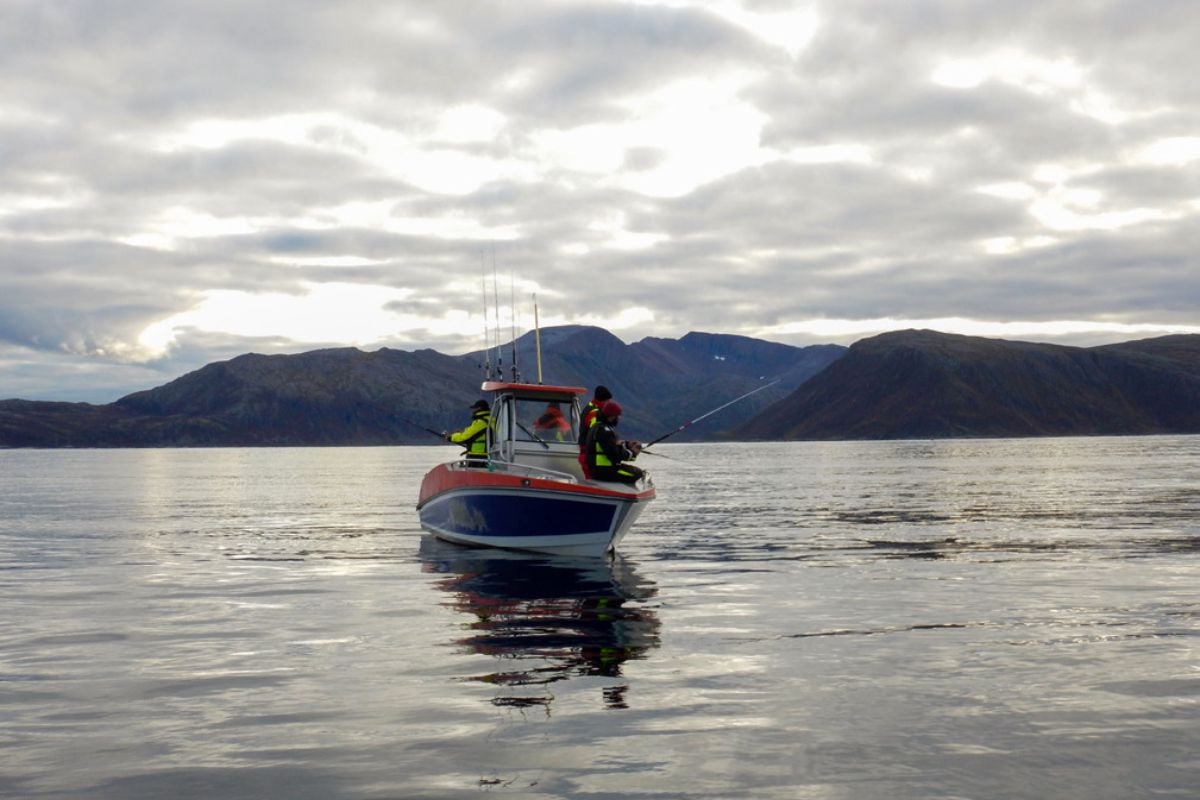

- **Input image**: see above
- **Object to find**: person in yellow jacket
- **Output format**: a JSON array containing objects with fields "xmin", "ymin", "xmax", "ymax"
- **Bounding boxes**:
[{"xmin": 444, "ymin": 399, "xmax": 491, "ymax": 466}]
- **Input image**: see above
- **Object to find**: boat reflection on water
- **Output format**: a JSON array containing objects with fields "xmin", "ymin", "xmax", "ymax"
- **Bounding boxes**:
[{"xmin": 419, "ymin": 536, "xmax": 661, "ymax": 711}]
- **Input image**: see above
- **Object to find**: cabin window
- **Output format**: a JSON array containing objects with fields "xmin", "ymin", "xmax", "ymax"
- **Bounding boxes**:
[{"xmin": 515, "ymin": 398, "xmax": 577, "ymax": 444}]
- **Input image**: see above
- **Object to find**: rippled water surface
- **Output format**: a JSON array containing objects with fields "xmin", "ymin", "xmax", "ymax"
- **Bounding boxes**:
[{"xmin": 2, "ymin": 438, "xmax": 1198, "ymax": 799}]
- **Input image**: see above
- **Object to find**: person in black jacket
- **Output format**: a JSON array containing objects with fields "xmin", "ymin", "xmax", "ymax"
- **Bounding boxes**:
[
  {"xmin": 579, "ymin": 385, "xmax": 612, "ymax": 446},
  {"xmin": 584, "ymin": 401, "xmax": 645, "ymax": 485},
  {"xmin": 577, "ymin": 385, "xmax": 612, "ymax": 477}
]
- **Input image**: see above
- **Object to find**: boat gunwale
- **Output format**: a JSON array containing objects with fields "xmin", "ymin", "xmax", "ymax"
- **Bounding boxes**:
[{"xmin": 416, "ymin": 460, "xmax": 655, "ymax": 509}]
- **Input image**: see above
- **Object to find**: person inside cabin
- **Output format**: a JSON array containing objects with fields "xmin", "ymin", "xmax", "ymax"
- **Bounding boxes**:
[
  {"xmin": 444, "ymin": 399, "xmax": 492, "ymax": 467},
  {"xmin": 577, "ymin": 385, "xmax": 612, "ymax": 477},
  {"xmin": 584, "ymin": 400, "xmax": 645, "ymax": 486},
  {"xmin": 533, "ymin": 401, "xmax": 571, "ymax": 441}
]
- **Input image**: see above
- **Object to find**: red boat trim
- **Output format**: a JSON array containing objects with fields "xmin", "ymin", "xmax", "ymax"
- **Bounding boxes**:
[
  {"xmin": 481, "ymin": 381, "xmax": 587, "ymax": 396},
  {"xmin": 417, "ymin": 462, "xmax": 655, "ymax": 508}
]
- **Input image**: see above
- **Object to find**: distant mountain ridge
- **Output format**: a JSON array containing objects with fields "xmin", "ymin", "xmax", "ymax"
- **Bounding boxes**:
[
  {"xmin": 736, "ymin": 329, "xmax": 1200, "ymax": 440},
  {"xmin": 0, "ymin": 327, "xmax": 841, "ymax": 447},
  {"xmin": 6, "ymin": 327, "xmax": 1199, "ymax": 448}
]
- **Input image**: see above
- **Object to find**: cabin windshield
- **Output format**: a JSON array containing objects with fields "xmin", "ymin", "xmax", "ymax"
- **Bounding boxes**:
[{"xmin": 514, "ymin": 398, "xmax": 578, "ymax": 444}]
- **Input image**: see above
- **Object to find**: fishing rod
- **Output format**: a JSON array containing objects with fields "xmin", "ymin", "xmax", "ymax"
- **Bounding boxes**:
[
  {"xmin": 397, "ymin": 415, "xmax": 448, "ymax": 441},
  {"xmin": 492, "ymin": 249, "xmax": 503, "ymax": 380},
  {"xmin": 340, "ymin": 394, "xmax": 463, "ymax": 444},
  {"xmin": 509, "ymin": 268, "xmax": 519, "ymax": 382},
  {"xmin": 642, "ymin": 379, "xmax": 782, "ymax": 449},
  {"xmin": 533, "ymin": 293, "xmax": 543, "ymax": 384},
  {"xmin": 480, "ymin": 260, "xmax": 493, "ymax": 380},
  {"xmin": 636, "ymin": 448, "xmax": 681, "ymax": 461}
]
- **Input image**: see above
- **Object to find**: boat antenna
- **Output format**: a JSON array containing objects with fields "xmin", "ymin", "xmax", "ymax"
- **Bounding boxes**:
[
  {"xmin": 480, "ymin": 257, "xmax": 492, "ymax": 379},
  {"xmin": 643, "ymin": 378, "xmax": 782, "ymax": 449},
  {"xmin": 492, "ymin": 246, "xmax": 502, "ymax": 381},
  {"xmin": 509, "ymin": 269, "xmax": 519, "ymax": 382},
  {"xmin": 533, "ymin": 292, "xmax": 543, "ymax": 384}
]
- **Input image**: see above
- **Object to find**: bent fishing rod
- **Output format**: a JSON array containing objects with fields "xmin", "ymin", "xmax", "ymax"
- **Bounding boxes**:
[{"xmin": 641, "ymin": 378, "xmax": 782, "ymax": 449}]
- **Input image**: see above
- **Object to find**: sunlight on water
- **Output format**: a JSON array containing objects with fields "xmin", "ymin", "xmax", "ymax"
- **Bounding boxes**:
[{"xmin": 1, "ymin": 438, "xmax": 1197, "ymax": 798}]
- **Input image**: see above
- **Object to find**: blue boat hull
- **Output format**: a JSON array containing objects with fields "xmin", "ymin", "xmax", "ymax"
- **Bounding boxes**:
[{"xmin": 418, "ymin": 482, "xmax": 649, "ymax": 557}]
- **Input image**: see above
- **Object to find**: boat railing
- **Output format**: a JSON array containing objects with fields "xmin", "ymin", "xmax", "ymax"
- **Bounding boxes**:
[
  {"xmin": 449, "ymin": 457, "xmax": 653, "ymax": 492},
  {"xmin": 484, "ymin": 458, "xmax": 580, "ymax": 484}
]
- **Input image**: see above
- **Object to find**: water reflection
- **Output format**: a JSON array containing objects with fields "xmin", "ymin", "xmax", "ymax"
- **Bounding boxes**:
[{"xmin": 418, "ymin": 537, "xmax": 661, "ymax": 710}]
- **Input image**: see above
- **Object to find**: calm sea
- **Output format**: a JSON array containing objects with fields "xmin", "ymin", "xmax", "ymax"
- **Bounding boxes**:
[{"xmin": 1, "ymin": 438, "xmax": 1197, "ymax": 799}]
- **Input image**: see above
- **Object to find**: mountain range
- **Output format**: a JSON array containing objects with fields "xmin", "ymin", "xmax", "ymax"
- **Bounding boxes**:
[
  {"xmin": 3, "ymin": 327, "xmax": 1199, "ymax": 447},
  {"xmin": 737, "ymin": 329, "xmax": 1200, "ymax": 439},
  {"xmin": 0, "ymin": 327, "xmax": 840, "ymax": 447}
]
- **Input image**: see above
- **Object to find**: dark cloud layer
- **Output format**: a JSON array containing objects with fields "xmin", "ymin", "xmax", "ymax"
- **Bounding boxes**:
[{"xmin": 1, "ymin": 0, "xmax": 1198, "ymax": 400}]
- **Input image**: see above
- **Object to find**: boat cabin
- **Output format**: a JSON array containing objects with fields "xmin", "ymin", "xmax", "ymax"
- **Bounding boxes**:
[{"xmin": 482, "ymin": 381, "xmax": 589, "ymax": 481}]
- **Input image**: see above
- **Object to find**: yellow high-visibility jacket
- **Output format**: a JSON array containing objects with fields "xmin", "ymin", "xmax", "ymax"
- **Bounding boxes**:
[{"xmin": 448, "ymin": 410, "xmax": 491, "ymax": 457}]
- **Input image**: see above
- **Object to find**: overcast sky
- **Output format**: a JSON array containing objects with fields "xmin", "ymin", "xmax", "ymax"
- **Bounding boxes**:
[{"xmin": 3, "ymin": 0, "xmax": 1199, "ymax": 401}]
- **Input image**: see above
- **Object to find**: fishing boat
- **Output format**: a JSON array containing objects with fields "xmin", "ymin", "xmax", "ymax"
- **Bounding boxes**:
[{"xmin": 416, "ymin": 380, "xmax": 656, "ymax": 557}]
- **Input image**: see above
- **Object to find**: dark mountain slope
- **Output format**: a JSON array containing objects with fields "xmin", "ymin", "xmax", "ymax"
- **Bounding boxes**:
[
  {"xmin": 1, "ymin": 327, "xmax": 843, "ymax": 447},
  {"xmin": 108, "ymin": 347, "xmax": 482, "ymax": 445},
  {"xmin": 0, "ymin": 400, "xmax": 137, "ymax": 448},
  {"xmin": 627, "ymin": 332, "xmax": 845, "ymax": 440},
  {"xmin": 736, "ymin": 330, "xmax": 1200, "ymax": 440},
  {"xmin": 465, "ymin": 326, "xmax": 844, "ymax": 440}
]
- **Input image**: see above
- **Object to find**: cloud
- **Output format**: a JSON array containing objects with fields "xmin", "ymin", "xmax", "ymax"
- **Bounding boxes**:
[{"xmin": 1, "ymin": 0, "xmax": 1198, "ymax": 401}]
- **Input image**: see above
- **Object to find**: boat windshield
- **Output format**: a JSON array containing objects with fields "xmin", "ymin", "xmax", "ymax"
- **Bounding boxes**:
[{"xmin": 515, "ymin": 398, "xmax": 578, "ymax": 444}]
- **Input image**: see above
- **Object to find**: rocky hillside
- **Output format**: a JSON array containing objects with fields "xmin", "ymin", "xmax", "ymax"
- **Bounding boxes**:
[
  {"xmin": 494, "ymin": 326, "xmax": 843, "ymax": 439},
  {"xmin": 14, "ymin": 326, "xmax": 1196, "ymax": 448},
  {"xmin": 0, "ymin": 327, "xmax": 843, "ymax": 447},
  {"xmin": 735, "ymin": 330, "xmax": 1200, "ymax": 440}
]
